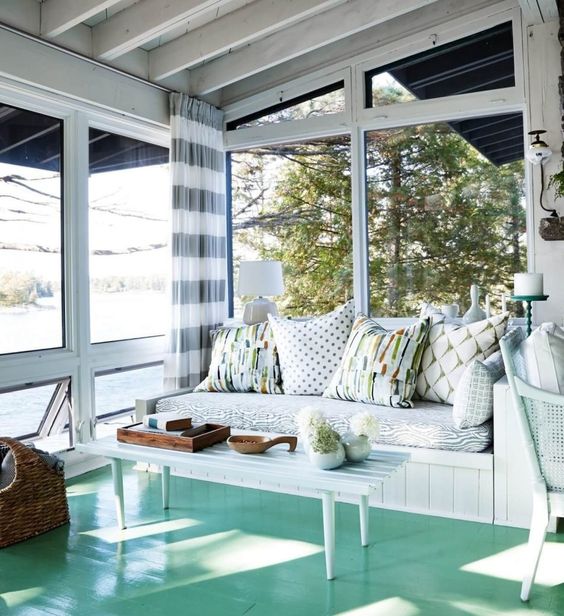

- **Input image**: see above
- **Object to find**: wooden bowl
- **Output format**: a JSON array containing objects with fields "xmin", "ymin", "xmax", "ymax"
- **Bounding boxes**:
[{"xmin": 227, "ymin": 435, "xmax": 297, "ymax": 455}]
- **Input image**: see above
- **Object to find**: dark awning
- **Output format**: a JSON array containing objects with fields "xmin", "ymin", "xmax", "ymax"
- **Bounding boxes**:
[
  {"xmin": 0, "ymin": 106, "xmax": 168, "ymax": 173},
  {"xmin": 367, "ymin": 22, "xmax": 523, "ymax": 166}
]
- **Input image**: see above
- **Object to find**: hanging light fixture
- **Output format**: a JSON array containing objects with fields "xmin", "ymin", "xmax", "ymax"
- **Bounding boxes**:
[{"xmin": 526, "ymin": 129, "xmax": 558, "ymax": 218}]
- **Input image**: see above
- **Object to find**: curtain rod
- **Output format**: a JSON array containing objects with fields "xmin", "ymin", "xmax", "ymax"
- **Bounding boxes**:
[{"xmin": 0, "ymin": 21, "xmax": 173, "ymax": 94}]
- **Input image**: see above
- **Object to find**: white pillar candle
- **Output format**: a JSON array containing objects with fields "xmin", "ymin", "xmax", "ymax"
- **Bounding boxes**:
[
  {"xmin": 514, "ymin": 273, "xmax": 544, "ymax": 297},
  {"xmin": 501, "ymin": 294, "xmax": 507, "ymax": 313},
  {"xmin": 485, "ymin": 294, "xmax": 491, "ymax": 317}
]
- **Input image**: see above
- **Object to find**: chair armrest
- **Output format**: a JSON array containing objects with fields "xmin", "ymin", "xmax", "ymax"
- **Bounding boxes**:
[{"xmin": 135, "ymin": 387, "xmax": 194, "ymax": 420}]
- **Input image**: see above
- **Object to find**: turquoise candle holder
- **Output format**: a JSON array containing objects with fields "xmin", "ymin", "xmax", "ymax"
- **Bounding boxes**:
[{"xmin": 510, "ymin": 295, "xmax": 549, "ymax": 336}]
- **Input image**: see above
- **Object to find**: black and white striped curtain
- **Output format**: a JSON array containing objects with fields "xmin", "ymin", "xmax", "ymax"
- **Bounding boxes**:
[{"xmin": 164, "ymin": 93, "xmax": 226, "ymax": 390}]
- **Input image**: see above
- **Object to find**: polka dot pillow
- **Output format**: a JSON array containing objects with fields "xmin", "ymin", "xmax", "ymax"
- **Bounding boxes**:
[{"xmin": 268, "ymin": 300, "xmax": 355, "ymax": 396}]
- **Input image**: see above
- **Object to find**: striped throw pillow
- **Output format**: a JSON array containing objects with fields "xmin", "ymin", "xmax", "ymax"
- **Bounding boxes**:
[
  {"xmin": 323, "ymin": 315, "xmax": 430, "ymax": 408},
  {"xmin": 195, "ymin": 322, "xmax": 283, "ymax": 394}
]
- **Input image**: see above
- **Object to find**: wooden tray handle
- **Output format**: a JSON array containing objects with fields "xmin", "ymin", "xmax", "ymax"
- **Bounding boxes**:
[{"xmin": 264, "ymin": 436, "xmax": 298, "ymax": 452}]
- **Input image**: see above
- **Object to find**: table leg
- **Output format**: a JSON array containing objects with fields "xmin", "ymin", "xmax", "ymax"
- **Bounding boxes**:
[
  {"xmin": 111, "ymin": 458, "xmax": 126, "ymax": 530},
  {"xmin": 321, "ymin": 491, "xmax": 336, "ymax": 580},
  {"xmin": 359, "ymin": 494, "xmax": 369, "ymax": 547},
  {"xmin": 162, "ymin": 466, "xmax": 170, "ymax": 510}
]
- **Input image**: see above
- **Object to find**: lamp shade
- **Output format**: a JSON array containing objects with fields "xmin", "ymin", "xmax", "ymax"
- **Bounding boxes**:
[{"xmin": 238, "ymin": 260, "xmax": 284, "ymax": 296}]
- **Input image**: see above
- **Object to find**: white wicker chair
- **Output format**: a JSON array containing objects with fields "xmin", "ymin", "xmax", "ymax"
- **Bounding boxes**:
[{"xmin": 500, "ymin": 328, "xmax": 564, "ymax": 601}]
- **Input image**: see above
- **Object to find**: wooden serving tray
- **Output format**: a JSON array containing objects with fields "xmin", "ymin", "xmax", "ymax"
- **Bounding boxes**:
[{"xmin": 117, "ymin": 422, "xmax": 230, "ymax": 453}]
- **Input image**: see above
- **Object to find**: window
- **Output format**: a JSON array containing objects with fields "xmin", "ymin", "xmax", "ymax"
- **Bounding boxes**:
[
  {"xmin": 230, "ymin": 136, "xmax": 352, "ymax": 317},
  {"xmin": 88, "ymin": 129, "xmax": 169, "ymax": 343},
  {"xmin": 227, "ymin": 82, "xmax": 345, "ymax": 130},
  {"xmin": 94, "ymin": 363, "xmax": 164, "ymax": 420},
  {"xmin": 365, "ymin": 114, "xmax": 526, "ymax": 317},
  {"xmin": 366, "ymin": 22, "xmax": 515, "ymax": 108},
  {"xmin": 0, "ymin": 378, "xmax": 72, "ymax": 450},
  {"xmin": 0, "ymin": 104, "xmax": 64, "ymax": 355}
]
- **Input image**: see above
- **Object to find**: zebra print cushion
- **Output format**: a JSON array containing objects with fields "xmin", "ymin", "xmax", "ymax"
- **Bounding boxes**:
[{"xmin": 156, "ymin": 392, "xmax": 492, "ymax": 453}]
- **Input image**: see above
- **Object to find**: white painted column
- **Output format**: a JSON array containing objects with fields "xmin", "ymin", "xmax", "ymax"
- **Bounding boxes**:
[
  {"xmin": 526, "ymin": 21, "xmax": 563, "ymax": 324},
  {"xmin": 351, "ymin": 125, "xmax": 369, "ymax": 314},
  {"xmin": 66, "ymin": 112, "xmax": 95, "ymax": 445}
]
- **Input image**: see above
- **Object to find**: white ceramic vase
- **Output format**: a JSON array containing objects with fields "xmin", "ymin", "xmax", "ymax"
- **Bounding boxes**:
[
  {"xmin": 342, "ymin": 432, "xmax": 371, "ymax": 463},
  {"xmin": 308, "ymin": 443, "xmax": 345, "ymax": 470},
  {"xmin": 462, "ymin": 284, "xmax": 486, "ymax": 324}
]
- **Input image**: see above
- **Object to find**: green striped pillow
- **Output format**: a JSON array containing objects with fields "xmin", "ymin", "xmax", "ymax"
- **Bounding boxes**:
[
  {"xmin": 323, "ymin": 315, "xmax": 430, "ymax": 408},
  {"xmin": 195, "ymin": 322, "xmax": 283, "ymax": 394}
]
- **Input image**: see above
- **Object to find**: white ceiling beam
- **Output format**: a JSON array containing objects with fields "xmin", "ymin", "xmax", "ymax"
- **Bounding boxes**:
[
  {"xmin": 92, "ymin": 0, "xmax": 231, "ymax": 61},
  {"xmin": 222, "ymin": 0, "xmax": 494, "ymax": 106},
  {"xmin": 40, "ymin": 0, "xmax": 123, "ymax": 38},
  {"xmin": 149, "ymin": 0, "xmax": 345, "ymax": 81},
  {"xmin": 190, "ymin": 0, "xmax": 439, "ymax": 95},
  {"xmin": 518, "ymin": 0, "xmax": 558, "ymax": 25}
]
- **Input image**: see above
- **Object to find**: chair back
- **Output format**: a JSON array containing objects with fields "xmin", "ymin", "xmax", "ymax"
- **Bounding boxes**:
[{"xmin": 500, "ymin": 328, "xmax": 564, "ymax": 493}]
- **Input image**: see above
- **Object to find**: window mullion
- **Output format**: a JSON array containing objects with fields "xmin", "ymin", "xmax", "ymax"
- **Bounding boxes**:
[{"xmin": 66, "ymin": 111, "xmax": 94, "ymax": 444}]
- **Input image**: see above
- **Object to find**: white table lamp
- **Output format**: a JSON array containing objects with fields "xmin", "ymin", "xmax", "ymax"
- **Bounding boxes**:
[{"xmin": 238, "ymin": 260, "xmax": 284, "ymax": 325}]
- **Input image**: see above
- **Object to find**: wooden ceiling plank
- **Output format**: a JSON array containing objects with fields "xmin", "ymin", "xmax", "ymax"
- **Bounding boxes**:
[
  {"xmin": 41, "ymin": 0, "xmax": 123, "ymax": 38},
  {"xmin": 149, "ymin": 0, "xmax": 345, "ymax": 81},
  {"xmin": 190, "ymin": 0, "xmax": 440, "ymax": 94},
  {"xmin": 93, "ymin": 0, "xmax": 232, "ymax": 60}
]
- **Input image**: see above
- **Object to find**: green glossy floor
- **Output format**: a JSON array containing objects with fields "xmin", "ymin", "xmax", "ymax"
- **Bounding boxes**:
[{"xmin": 2, "ymin": 466, "xmax": 564, "ymax": 616}]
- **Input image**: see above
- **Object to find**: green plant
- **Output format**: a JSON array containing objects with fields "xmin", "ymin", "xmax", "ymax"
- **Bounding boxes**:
[
  {"xmin": 549, "ymin": 168, "xmax": 564, "ymax": 200},
  {"xmin": 309, "ymin": 421, "xmax": 341, "ymax": 454}
]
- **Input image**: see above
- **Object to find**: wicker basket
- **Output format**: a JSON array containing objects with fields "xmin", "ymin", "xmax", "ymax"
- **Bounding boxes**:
[{"xmin": 0, "ymin": 437, "xmax": 70, "ymax": 548}]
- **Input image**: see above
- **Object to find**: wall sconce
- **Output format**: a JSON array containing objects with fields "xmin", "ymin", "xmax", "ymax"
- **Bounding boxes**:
[
  {"xmin": 527, "ymin": 130, "xmax": 564, "ymax": 241},
  {"xmin": 526, "ymin": 130, "xmax": 558, "ymax": 219}
]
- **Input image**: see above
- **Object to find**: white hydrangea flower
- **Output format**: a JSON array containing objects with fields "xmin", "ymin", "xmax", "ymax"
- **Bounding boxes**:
[
  {"xmin": 295, "ymin": 406, "xmax": 324, "ymax": 437},
  {"xmin": 350, "ymin": 412, "xmax": 379, "ymax": 441}
]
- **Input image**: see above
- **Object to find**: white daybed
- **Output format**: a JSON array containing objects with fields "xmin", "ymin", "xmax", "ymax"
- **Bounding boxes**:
[{"xmin": 136, "ymin": 390, "xmax": 496, "ymax": 524}]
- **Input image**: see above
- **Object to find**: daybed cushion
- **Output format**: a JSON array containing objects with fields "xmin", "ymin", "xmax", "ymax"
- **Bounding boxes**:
[{"xmin": 156, "ymin": 392, "xmax": 492, "ymax": 453}]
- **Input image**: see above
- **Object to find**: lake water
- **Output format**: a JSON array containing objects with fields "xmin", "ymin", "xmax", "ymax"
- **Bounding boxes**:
[{"xmin": 0, "ymin": 292, "xmax": 167, "ymax": 442}]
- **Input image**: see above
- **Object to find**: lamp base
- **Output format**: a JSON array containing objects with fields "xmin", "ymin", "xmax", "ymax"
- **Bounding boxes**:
[{"xmin": 242, "ymin": 297, "xmax": 279, "ymax": 325}]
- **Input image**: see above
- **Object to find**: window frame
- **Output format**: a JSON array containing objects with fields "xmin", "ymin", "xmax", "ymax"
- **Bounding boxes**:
[
  {"xmin": 0, "ymin": 77, "xmax": 170, "ymax": 452},
  {"xmin": 86, "ymin": 120, "xmax": 170, "ymax": 347},
  {"xmin": 224, "ymin": 5, "xmax": 528, "ymax": 321},
  {"xmin": 0, "ymin": 377, "xmax": 72, "ymax": 443},
  {"xmin": 94, "ymin": 361, "xmax": 164, "ymax": 421},
  {"xmin": 226, "ymin": 80, "xmax": 346, "ymax": 131}
]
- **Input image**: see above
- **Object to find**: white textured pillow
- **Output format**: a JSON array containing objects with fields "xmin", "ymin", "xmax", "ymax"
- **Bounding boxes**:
[
  {"xmin": 416, "ymin": 312, "xmax": 509, "ymax": 404},
  {"xmin": 452, "ymin": 350, "xmax": 505, "ymax": 428},
  {"xmin": 521, "ymin": 323, "xmax": 564, "ymax": 394},
  {"xmin": 268, "ymin": 301, "xmax": 355, "ymax": 395}
]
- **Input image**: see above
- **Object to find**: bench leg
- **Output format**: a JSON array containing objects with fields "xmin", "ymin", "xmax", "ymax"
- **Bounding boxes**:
[
  {"xmin": 359, "ymin": 494, "xmax": 369, "ymax": 547},
  {"xmin": 162, "ymin": 466, "xmax": 170, "ymax": 510},
  {"xmin": 321, "ymin": 491, "xmax": 336, "ymax": 580},
  {"xmin": 111, "ymin": 458, "xmax": 126, "ymax": 530}
]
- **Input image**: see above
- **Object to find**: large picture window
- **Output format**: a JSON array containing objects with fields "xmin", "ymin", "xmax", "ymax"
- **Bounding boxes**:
[
  {"xmin": 0, "ymin": 104, "xmax": 64, "ymax": 355},
  {"xmin": 230, "ymin": 136, "xmax": 352, "ymax": 317},
  {"xmin": 365, "ymin": 114, "xmax": 526, "ymax": 317},
  {"xmin": 88, "ymin": 129, "xmax": 169, "ymax": 343}
]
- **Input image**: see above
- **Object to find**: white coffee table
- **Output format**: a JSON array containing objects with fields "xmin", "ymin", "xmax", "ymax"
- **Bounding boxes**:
[{"xmin": 77, "ymin": 433, "xmax": 409, "ymax": 580}]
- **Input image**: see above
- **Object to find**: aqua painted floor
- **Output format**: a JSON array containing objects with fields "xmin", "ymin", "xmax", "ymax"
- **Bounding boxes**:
[{"xmin": 2, "ymin": 465, "xmax": 564, "ymax": 616}]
